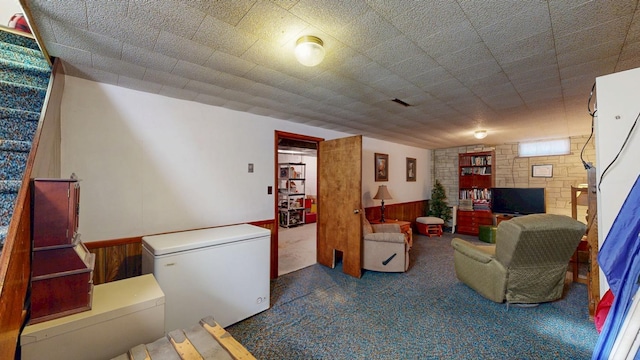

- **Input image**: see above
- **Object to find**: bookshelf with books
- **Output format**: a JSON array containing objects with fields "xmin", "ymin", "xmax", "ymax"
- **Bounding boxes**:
[{"xmin": 457, "ymin": 151, "xmax": 495, "ymax": 235}]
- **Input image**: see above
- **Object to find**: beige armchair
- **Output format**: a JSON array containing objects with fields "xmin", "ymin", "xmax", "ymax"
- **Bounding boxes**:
[
  {"xmin": 451, "ymin": 214, "xmax": 586, "ymax": 304},
  {"xmin": 362, "ymin": 215, "xmax": 409, "ymax": 272}
]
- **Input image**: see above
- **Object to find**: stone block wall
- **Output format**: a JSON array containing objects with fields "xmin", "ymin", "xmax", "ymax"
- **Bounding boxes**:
[{"xmin": 432, "ymin": 135, "xmax": 595, "ymax": 222}]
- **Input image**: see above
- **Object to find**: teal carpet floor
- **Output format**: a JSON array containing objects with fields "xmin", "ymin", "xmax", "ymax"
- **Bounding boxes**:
[
  {"xmin": 227, "ymin": 232, "xmax": 598, "ymax": 359},
  {"xmin": 0, "ymin": 30, "xmax": 50, "ymax": 247}
]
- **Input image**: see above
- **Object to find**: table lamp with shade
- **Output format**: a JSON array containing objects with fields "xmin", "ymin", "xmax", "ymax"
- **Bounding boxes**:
[{"xmin": 373, "ymin": 185, "xmax": 392, "ymax": 222}]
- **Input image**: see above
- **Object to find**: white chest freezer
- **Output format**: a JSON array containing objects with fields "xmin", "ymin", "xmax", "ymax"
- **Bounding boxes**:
[{"xmin": 141, "ymin": 224, "xmax": 271, "ymax": 332}]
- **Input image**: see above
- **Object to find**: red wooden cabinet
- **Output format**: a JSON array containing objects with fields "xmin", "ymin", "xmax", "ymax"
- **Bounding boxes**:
[
  {"xmin": 456, "ymin": 210, "xmax": 493, "ymax": 236},
  {"xmin": 457, "ymin": 151, "xmax": 495, "ymax": 235},
  {"xmin": 30, "ymin": 178, "xmax": 94, "ymax": 324},
  {"xmin": 32, "ymin": 179, "xmax": 79, "ymax": 249}
]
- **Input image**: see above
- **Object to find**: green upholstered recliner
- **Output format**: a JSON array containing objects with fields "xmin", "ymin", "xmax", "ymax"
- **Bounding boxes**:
[
  {"xmin": 362, "ymin": 214, "xmax": 409, "ymax": 272},
  {"xmin": 451, "ymin": 214, "xmax": 586, "ymax": 304}
]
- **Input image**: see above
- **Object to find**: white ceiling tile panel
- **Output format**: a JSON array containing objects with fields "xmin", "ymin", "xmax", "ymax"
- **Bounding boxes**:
[
  {"xmin": 549, "ymin": 0, "xmax": 637, "ymax": 38},
  {"xmin": 183, "ymin": 80, "xmax": 225, "ymax": 97},
  {"xmin": 122, "ymin": 44, "xmax": 178, "ymax": 72},
  {"xmin": 154, "ymin": 31, "xmax": 213, "ymax": 65},
  {"xmin": 338, "ymin": 10, "xmax": 402, "ymax": 53},
  {"xmin": 29, "ymin": 0, "xmax": 88, "ymax": 30},
  {"xmin": 192, "ymin": 16, "xmax": 258, "ymax": 57},
  {"xmin": 63, "ymin": 62, "xmax": 119, "ymax": 84},
  {"xmin": 143, "ymin": 68, "xmax": 189, "ymax": 89},
  {"xmin": 127, "ymin": 0, "xmax": 206, "ymax": 39},
  {"xmin": 92, "ymin": 54, "xmax": 146, "ymax": 80},
  {"xmin": 50, "ymin": 23, "xmax": 123, "ymax": 60},
  {"xmin": 490, "ymin": 31, "xmax": 555, "ymax": 65},
  {"xmin": 26, "ymin": 0, "xmax": 640, "ymax": 149},
  {"xmin": 236, "ymin": 1, "xmax": 309, "ymax": 46},
  {"xmin": 181, "ymin": 0, "xmax": 257, "ymax": 27},
  {"xmin": 46, "ymin": 42, "xmax": 92, "ymax": 67},
  {"xmin": 86, "ymin": 1, "xmax": 159, "ymax": 51},
  {"xmin": 290, "ymin": 0, "xmax": 370, "ymax": 37},
  {"xmin": 158, "ymin": 86, "xmax": 199, "ymax": 101},
  {"xmin": 204, "ymin": 51, "xmax": 255, "ymax": 77},
  {"xmin": 117, "ymin": 76, "xmax": 163, "ymax": 94},
  {"xmin": 172, "ymin": 61, "xmax": 221, "ymax": 84},
  {"xmin": 554, "ymin": 16, "xmax": 634, "ymax": 55}
]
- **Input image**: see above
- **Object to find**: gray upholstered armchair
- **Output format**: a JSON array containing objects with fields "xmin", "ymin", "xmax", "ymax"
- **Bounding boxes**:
[
  {"xmin": 362, "ymin": 214, "xmax": 409, "ymax": 272},
  {"xmin": 451, "ymin": 214, "xmax": 586, "ymax": 304}
]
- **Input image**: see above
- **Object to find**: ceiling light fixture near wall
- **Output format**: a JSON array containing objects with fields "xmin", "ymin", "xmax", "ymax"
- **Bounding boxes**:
[
  {"xmin": 474, "ymin": 130, "xmax": 488, "ymax": 139},
  {"xmin": 295, "ymin": 35, "xmax": 325, "ymax": 67}
]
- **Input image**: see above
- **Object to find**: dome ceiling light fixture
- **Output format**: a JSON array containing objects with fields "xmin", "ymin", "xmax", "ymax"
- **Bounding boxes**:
[
  {"xmin": 474, "ymin": 130, "xmax": 488, "ymax": 139},
  {"xmin": 294, "ymin": 35, "xmax": 325, "ymax": 67}
]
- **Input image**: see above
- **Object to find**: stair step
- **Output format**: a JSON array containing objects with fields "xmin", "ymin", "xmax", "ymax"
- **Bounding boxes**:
[
  {"xmin": 0, "ymin": 140, "xmax": 31, "ymax": 152},
  {"xmin": 0, "ymin": 59, "xmax": 50, "ymax": 89},
  {"xmin": 1, "ymin": 192, "xmax": 18, "ymax": 227},
  {"xmin": 0, "ymin": 80, "xmax": 47, "ymax": 111},
  {"xmin": 0, "ymin": 106, "xmax": 40, "ymax": 122},
  {"xmin": 0, "ymin": 31, "xmax": 40, "ymax": 51},
  {"xmin": 0, "ymin": 117, "xmax": 38, "ymax": 142},
  {"xmin": 0, "ymin": 180, "xmax": 21, "ymax": 194},
  {"xmin": 0, "ymin": 225, "xmax": 7, "ymax": 247},
  {"xmin": 0, "ymin": 41, "xmax": 49, "ymax": 67},
  {"xmin": 0, "ymin": 150, "xmax": 29, "ymax": 181}
]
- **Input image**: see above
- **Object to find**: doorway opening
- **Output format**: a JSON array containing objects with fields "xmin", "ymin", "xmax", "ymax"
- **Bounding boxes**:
[{"xmin": 275, "ymin": 132, "xmax": 323, "ymax": 277}]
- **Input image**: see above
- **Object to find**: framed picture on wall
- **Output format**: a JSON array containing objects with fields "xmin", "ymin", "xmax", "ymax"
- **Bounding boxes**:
[
  {"xmin": 406, "ymin": 158, "xmax": 416, "ymax": 181},
  {"xmin": 532, "ymin": 164, "xmax": 553, "ymax": 178},
  {"xmin": 375, "ymin": 153, "xmax": 389, "ymax": 182}
]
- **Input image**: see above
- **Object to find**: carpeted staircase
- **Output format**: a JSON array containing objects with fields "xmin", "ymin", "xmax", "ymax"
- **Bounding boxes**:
[{"xmin": 0, "ymin": 30, "xmax": 50, "ymax": 248}]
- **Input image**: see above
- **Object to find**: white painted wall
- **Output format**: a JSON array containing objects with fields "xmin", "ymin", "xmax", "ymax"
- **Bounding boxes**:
[
  {"xmin": 595, "ymin": 67, "xmax": 640, "ymax": 294},
  {"xmin": 0, "ymin": 0, "xmax": 22, "ymax": 27},
  {"xmin": 61, "ymin": 76, "xmax": 431, "ymax": 241},
  {"xmin": 362, "ymin": 137, "xmax": 431, "ymax": 209}
]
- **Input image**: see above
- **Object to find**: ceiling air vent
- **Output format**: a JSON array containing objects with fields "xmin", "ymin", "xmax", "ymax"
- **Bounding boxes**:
[{"xmin": 391, "ymin": 98, "xmax": 411, "ymax": 107}]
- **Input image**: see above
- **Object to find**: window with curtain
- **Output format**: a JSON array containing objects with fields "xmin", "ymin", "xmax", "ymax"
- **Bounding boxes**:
[{"xmin": 518, "ymin": 138, "xmax": 570, "ymax": 157}]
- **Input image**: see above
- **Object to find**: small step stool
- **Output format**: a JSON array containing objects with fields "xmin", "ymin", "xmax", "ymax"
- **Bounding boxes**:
[{"xmin": 416, "ymin": 217, "xmax": 444, "ymax": 237}]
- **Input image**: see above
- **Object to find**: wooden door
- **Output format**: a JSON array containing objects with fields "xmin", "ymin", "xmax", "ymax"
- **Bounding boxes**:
[{"xmin": 318, "ymin": 135, "xmax": 362, "ymax": 278}]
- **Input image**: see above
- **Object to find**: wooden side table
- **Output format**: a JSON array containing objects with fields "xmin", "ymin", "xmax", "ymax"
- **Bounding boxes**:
[{"xmin": 369, "ymin": 219, "xmax": 413, "ymax": 248}]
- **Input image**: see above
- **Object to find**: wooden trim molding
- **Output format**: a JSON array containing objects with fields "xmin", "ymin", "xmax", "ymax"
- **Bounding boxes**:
[{"xmin": 365, "ymin": 200, "xmax": 429, "ymax": 229}]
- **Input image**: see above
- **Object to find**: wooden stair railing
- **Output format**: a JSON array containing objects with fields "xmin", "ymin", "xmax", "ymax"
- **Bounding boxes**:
[{"xmin": 0, "ymin": 57, "xmax": 62, "ymax": 360}]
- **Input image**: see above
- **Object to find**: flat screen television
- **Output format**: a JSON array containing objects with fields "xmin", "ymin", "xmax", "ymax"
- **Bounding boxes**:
[{"xmin": 491, "ymin": 187, "xmax": 546, "ymax": 215}]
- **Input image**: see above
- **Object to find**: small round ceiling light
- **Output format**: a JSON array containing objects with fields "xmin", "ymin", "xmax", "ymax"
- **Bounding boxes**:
[
  {"xmin": 295, "ymin": 35, "xmax": 325, "ymax": 67},
  {"xmin": 474, "ymin": 130, "xmax": 488, "ymax": 139}
]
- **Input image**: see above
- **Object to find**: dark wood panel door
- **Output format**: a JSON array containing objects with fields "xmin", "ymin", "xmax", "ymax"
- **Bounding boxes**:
[{"xmin": 318, "ymin": 135, "xmax": 362, "ymax": 278}]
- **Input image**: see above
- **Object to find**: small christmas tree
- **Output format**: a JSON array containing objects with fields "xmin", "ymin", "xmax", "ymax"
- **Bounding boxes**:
[{"xmin": 429, "ymin": 180, "xmax": 452, "ymax": 226}]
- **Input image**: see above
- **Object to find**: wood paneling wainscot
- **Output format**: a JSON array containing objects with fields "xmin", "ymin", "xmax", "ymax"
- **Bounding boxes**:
[{"xmin": 365, "ymin": 200, "xmax": 429, "ymax": 230}]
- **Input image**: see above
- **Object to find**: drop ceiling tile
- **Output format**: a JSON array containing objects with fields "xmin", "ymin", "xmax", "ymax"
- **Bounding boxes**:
[
  {"xmin": 243, "ymin": 66, "xmax": 287, "ymax": 88},
  {"xmin": 86, "ymin": 1, "xmax": 159, "ymax": 50},
  {"xmin": 559, "ymin": 55, "xmax": 618, "ymax": 80},
  {"xmin": 30, "ymin": 0, "xmax": 88, "ymax": 29},
  {"xmin": 339, "ymin": 10, "xmax": 401, "ymax": 53},
  {"xmin": 143, "ymin": 69, "xmax": 189, "ymax": 89},
  {"xmin": 192, "ymin": 15, "xmax": 258, "ymax": 57},
  {"xmin": 411, "ymin": 22, "xmax": 482, "ymax": 60},
  {"xmin": 122, "ymin": 44, "xmax": 178, "ymax": 72},
  {"xmin": 435, "ymin": 42, "xmax": 495, "ymax": 74},
  {"xmin": 452, "ymin": 61, "xmax": 504, "ymax": 85},
  {"xmin": 557, "ymin": 39, "xmax": 625, "ymax": 69},
  {"xmin": 63, "ymin": 62, "xmax": 119, "ymax": 85},
  {"xmin": 117, "ymin": 76, "xmax": 163, "ymax": 94},
  {"xmin": 128, "ymin": 0, "xmax": 206, "ymax": 39},
  {"xmin": 154, "ymin": 31, "xmax": 213, "ymax": 65},
  {"xmin": 193, "ymin": 93, "xmax": 226, "ymax": 107},
  {"xmin": 390, "ymin": 2, "xmax": 468, "ymax": 37},
  {"xmin": 236, "ymin": 1, "xmax": 309, "ymax": 45},
  {"xmin": 491, "ymin": 31, "xmax": 555, "ymax": 65},
  {"xmin": 458, "ymin": 1, "xmax": 536, "ymax": 30},
  {"xmin": 92, "ymin": 54, "xmax": 146, "ymax": 80},
  {"xmin": 172, "ymin": 61, "xmax": 221, "ymax": 84},
  {"xmin": 388, "ymin": 55, "xmax": 439, "ymax": 80},
  {"xmin": 364, "ymin": 36, "xmax": 426, "ymax": 68},
  {"xmin": 158, "ymin": 86, "xmax": 199, "ymax": 101},
  {"xmin": 477, "ymin": 2, "xmax": 550, "ymax": 47},
  {"xmin": 204, "ymin": 51, "xmax": 255, "ymax": 77},
  {"xmin": 51, "ymin": 22, "xmax": 123, "ymax": 60},
  {"xmin": 46, "ymin": 42, "xmax": 92, "ymax": 67},
  {"xmin": 213, "ymin": 72, "xmax": 256, "ymax": 92},
  {"xmin": 502, "ymin": 50, "xmax": 558, "ymax": 78},
  {"xmin": 290, "ymin": 0, "xmax": 369, "ymax": 36},
  {"xmin": 183, "ymin": 0, "xmax": 256, "ymax": 26},
  {"xmin": 555, "ymin": 16, "xmax": 633, "ymax": 55},
  {"xmin": 410, "ymin": 66, "xmax": 454, "ymax": 90},
  {"xmin": 549, "ymin": 0, "xmax": 637, "ymax": 38}
]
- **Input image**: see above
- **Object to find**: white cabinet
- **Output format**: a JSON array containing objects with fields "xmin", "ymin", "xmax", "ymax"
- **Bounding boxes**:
[{"xmin": 278, "ymin": 163, "xmax": 305, "ymax": 227}]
